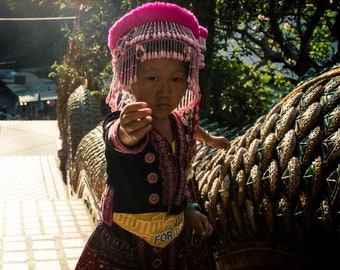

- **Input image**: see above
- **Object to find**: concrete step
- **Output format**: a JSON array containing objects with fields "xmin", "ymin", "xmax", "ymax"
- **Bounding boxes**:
[
  {"xmin": 0, "ymin": 121, "xmax": 97, "ymax": 270},
  {"xmin": 0, "ymin": 199, "xmax": 95, "ymax": 270}
]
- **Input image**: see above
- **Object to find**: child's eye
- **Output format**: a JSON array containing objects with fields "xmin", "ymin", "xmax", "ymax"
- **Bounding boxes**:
[
  {"xmin": 172, "ymin": 77, "xmax": 184, "ymax": 82},
  {"xmin": 147, "ymin": 76, "xmax": 158, "ymax": 81}
]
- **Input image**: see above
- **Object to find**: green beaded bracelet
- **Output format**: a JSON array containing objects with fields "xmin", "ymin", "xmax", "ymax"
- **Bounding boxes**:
[{"xmin": 186, "ymin": 203, "xmax": 200, "ymax": 211}]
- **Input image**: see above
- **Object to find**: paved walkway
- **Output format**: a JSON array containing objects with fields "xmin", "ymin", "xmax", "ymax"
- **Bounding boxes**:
[{"xmin": 0, "ymin": 120, "xmax": 96, "ymax": 270}]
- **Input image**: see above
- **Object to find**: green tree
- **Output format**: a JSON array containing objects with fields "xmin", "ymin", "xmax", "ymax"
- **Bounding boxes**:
[
  {"xmin": 47, "ymin": 0, "xmax": 125, "ymax": 154},
  {"xmin": 210, "ymin": 55, "xmax": 274, "ymax": 129},
  {"xmin": 204, "ymin": 0, "xmax": 340, "ymax": 128},
  {"xmin": 216, "ymin": 0, "xmax": 339, "ymax": 81}
]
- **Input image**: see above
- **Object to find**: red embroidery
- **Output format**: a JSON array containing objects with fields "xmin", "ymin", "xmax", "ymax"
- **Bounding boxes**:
[
  {"xmin": 150, "ymin": 113, "xmax": 189, "ymax": 207},
  {"xmin": 100, "ymin": 185, "xmax": 114, "ymax": 226}
]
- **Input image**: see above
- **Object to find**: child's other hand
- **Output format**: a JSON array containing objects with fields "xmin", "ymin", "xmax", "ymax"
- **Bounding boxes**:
[
  {"xmin": 119, "ymin": 102, "xmax": 152, "ymax": 146},
  {"xmin": 208, "ymin": 135, "xmax": 230, "ymax": 150},
  {"xmin": 185, "ymin": 209, "xmax": 213, "ymax": 237}
]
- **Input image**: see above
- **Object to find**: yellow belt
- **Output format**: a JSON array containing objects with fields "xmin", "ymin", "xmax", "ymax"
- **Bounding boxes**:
[{"xmin": 113, "ymin": 211, "xmax": 184, "ymax": 248}]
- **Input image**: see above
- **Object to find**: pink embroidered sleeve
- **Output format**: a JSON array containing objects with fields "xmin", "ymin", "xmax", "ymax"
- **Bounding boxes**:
[{"xmin": 108, "ymin": 119, "xmax": 149, "ymax": 154}]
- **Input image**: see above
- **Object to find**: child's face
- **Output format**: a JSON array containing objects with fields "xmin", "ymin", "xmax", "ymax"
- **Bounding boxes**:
[{"xmin": 131, "ymin": 59, "xmax": 187, "ymax": 120}]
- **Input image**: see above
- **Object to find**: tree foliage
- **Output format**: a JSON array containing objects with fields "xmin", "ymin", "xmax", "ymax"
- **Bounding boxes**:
[
  {"xmin": 216, "ymin": 0, "xmax": 340, "ymax": 80},
  {"xmin": 210, "ymin": 55, "xmax": 274, "ymax": 129},
  {"xmin": 49, "ymin": 0, "xmax": 122, "ymax": 92},
  {"xmin": 207, "ymin": 0, "xmax": 340, "ymax": 128}
]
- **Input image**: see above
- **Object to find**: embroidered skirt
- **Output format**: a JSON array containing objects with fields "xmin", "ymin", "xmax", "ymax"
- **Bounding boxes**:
[{"xmin": 75, "ymin": 220, "xmax": 215, "ymax": 270}]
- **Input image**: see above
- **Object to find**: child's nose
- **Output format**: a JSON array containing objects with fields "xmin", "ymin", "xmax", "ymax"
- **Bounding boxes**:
[{"xmin": 159, "ymin": 83, "xmax": 171, "ymax": 95}]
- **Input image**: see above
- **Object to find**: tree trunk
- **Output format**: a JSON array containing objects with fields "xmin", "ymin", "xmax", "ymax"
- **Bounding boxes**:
[{"xmin": 191, "ymin": 0, "xmax": 217, "ymax": 118}]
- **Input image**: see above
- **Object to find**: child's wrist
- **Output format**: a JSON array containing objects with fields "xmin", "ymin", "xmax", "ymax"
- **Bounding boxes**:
[
  {"xmin": 118, "ymin": 126, "xmax": 137, "ymax": 146},
  {"xmin": 186, "ymin": 203, "xmax": 200, "ymax": 211},
  {"xmin": 203, "ymin": 131, "xmax": 210, "ymax": 145}
]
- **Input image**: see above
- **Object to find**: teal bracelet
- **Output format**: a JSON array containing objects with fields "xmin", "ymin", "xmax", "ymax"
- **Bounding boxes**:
[{"xmin": 186, "ymin": 203, "xmax": 200, "ymax": 211}]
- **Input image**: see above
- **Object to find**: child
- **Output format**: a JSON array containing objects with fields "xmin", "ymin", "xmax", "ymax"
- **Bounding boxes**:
[{"xmin": 76, "ymin": 2, "xmax": 229, "ymax": 269}]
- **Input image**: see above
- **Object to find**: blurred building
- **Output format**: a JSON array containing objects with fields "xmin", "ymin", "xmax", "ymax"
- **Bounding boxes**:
[{"xmin": 0, "ymin": 69, "xmax": 57, "ymax": 119}]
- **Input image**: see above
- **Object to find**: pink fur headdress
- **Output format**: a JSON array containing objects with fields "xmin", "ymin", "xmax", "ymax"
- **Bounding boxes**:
[{"xmin": 106, "ymin": 2, "xmax": 208, "ymax": 113}]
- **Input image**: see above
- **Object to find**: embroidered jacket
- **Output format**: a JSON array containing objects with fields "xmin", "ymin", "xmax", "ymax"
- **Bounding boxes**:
[{"xmin": 101, "ymin": 111, "xmax": 195, "ymax": 223}]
